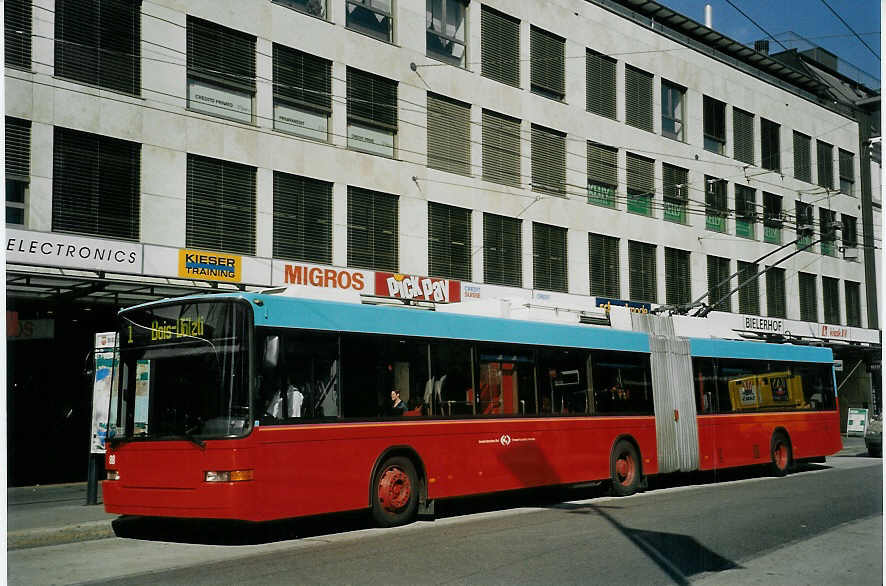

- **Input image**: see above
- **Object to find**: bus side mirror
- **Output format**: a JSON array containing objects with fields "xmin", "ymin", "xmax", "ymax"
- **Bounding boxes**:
[{"xmin": 263, "ymin": 336, "xmax": 280, "ymax": 370}]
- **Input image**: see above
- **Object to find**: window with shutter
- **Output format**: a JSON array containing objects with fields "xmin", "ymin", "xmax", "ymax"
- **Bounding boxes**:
[
  {"xmin": 273, "ymin": 44, "xmax": 331, "ymax": 142},
  {"xmin": 273, "ymin": 0, "xmax": 326, "ymax": 19},
  {"xmin": 273, "ymin": 171, "xmax": 332, "ymax": 264},
  {"xmin": 482, "ymin": 110, "xmax": 521, "ymax": 187},
  {"xmin": 531, "ymin": 125, "xmax": 566, "ymax": 196},
  {"xmin": 55, "ymin": 0, "xmax": 141, "ymax": 94},
  {"xmin": 186, "ymin": 154, "xmax": 255, "ymax": 255},
  {"xmin": 429, "ymin": 202, "xmax": 471, "ymax": 280},
  {"xmin": 819, "ymin": 208, "xmax": 837, "ymax": 257},
  {"xmin": 737, "ymin": 261, "xmax": 760, "ymax": 315},
  {"xmin": 587, "ymin": 142, "xmax": 617, "ymax": 208},
  {"xmin": 427, "ymin": 93, "xmax": 471, "ymax": 175},
  {"xmin": 705, "ymin": 176, "xmax": 727, "ymax": 233},
  {"xmin": 625, "ymin": 66, "xmax": 653, "ymax": 132},
  {"xmin": 347, "ymin": 186, "xmax": 398, "ymax": 271},
  {"xmin": 626, "ymin": 152, "xmax": 654, "ymax": 216},
  {"xmin": 703, "ymin": 96, "xmax": 726, "ymax": 154},
  {"xmin": 822, "ymin": 277, "xmax": 840, "ymax": 325},
  {"xmin": 5, "ymin": 0, "xmax": 31, "ymax": 69},
  {"xmin": 816, "ymin": 140, "xmax": 833, "ymax": 189},
  {"xmin": 426, "ymin": 0, "xmax": 466, "ymax": 67},
  {"xmin": 795, "ymin": 201, "xmax": 813, "ymax": 249},
  {"xmin": 187, "ymin": 17, "xmax": 255, "ymax": 123},
  {"xmin": 6, "ymin": 117, "xmax": 30, "ymax": 226},
  {"xmin": 793, "ymin": 131, "xmax": 811, "ymax": 182},
  {"xmin": 661, "ymin": 81, "xmax": 685, "ymax": 141},
  {"xmin": 798, "ymin": 272, "xmax": 817, "ymax": 322},
  {"xmin": 533, "ymin": 222, "xmax": 567, "ymax": 293},
  {"xmin": 664, "ymin": 247, "xmax": 690, "ymax": 306},
  {"xmin": 839, "ymin": 149, "xmax": 855, "ymax": 195},
  {"xmin": 628, "ymin": 240, "xmax": 656, "ymax": 303},
  {"xmin": 346, "ymin": 0, "xmax": 393, "ymax": 42},
  {"xmin": 706, "ymin": 255, "xmax": 731, "ymax": 312},
  {"xmin": 481, "ymin": 6, "xmax": 519, "ymax": 87},
  {"xmin": 845, "ymin": 281, "xmax": 861, "ymax": 327},
  {"xmin": 766, "ymin": 267, "xmax": 786, "ymax": 318},
  {"xmin": 586, "ymin": 50, "xmax": 616, "ymax": 120},
  {"xmin": 347, "ymin": 67, "xmax": 397, "ymax": 157},
  {"xmin": 760, "ymin": 118, "xmax": 780, "ymax": 172},
  {"xmin": 662, "ymin": 163, "xmax": 688, "ymax": 224},
  {"xmin": 53, "ymin": 127, "xmax": 140, "ymax": 241},
  {"xmin": 589, "ymin": 233, "xmax": 619, "ymax": 298},
  {"xmin": 841, "ymin": 214, "xmax": 858, "ymax": 251},
  {"xmin": 763, "ymin": 192, "xmax": 782, "ymax": 244},
  {"xmin": 484, "ymin": 213, "xmax": 522, "ymax": 287},
  {"xmin": 530, "ymin": 26, "xmax": 565, "ymax": 100},
  {"xmin": 734, "ymin": 185, "xmax": 756, "ymax": 239},
  {"xmin": 733, "ymin": 109, "xmax": 754, "ymax": 165}
]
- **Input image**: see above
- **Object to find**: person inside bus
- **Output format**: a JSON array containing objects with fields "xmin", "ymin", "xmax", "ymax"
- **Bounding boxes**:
[
  {"xmin": 391, "ymin": 389, "xmax": 407, "ymax": 416},
  {"xmin": 405, "ymin": 396, "xmax": 424, "ymax": 417}
]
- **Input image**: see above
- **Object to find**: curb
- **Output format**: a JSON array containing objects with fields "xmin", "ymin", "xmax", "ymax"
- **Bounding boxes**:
[{"xmin": 7, "ymin": 520, "xmax": 115, "ymax": 551}]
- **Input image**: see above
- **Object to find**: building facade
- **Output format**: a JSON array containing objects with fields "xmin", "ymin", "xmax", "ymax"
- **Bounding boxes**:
[{"xmin": 5, "ymin": 0, "xmax": 881, "ymax": 485}]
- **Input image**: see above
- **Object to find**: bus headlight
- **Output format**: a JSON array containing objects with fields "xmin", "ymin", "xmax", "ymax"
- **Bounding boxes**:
[{"xmin": 204, "ymin": 469, "xmax": 254, "ymax": 482}]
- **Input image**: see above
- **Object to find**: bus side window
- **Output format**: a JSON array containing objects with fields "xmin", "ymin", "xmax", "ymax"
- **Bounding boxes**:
[
  {"xmin": 590, "ymin": 350, "xmax": 653, "ymax": 415},
  {"xmin": 476, "ymin": 345, "xmax": 534, "ymax": 416},
  {"xmin": 691, "ymin": 358, "xmax": 716, "ymax": 414},
  {"xmin": 537, "ymin": 348, "xmax": 589, "ymax": 415},
  {"xmin": 430, "ymin": 341, "xmax": 474, "ymax": 416}
]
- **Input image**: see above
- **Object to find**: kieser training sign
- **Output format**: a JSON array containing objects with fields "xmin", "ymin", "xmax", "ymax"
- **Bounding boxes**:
[{"xmin": 178, "ymin": 249, "xmax": 242, "ymax": 282}]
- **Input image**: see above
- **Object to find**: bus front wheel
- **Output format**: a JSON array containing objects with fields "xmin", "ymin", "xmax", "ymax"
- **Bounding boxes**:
[
  {"xmin": 770, "ymin": 432, "xmax": 793, "ymax": 476},
  {"xmin": 610, "ymin": 439, "xmax": 642, "ymax": 496},
  {"xmin": 371, "ymin": 456, "xmax": 419, "ymax": 527}
]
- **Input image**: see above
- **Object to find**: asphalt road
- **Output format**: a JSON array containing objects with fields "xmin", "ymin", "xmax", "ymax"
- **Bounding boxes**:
[{"xmin": 9, "ymin": 457, "xmax": 882, "ymax": 585}]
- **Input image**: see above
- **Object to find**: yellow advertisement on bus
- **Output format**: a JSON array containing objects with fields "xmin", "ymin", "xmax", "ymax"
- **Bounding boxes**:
[{"xmin": 727, "ymin": 371, "xmax": 805, "ymax": 411}]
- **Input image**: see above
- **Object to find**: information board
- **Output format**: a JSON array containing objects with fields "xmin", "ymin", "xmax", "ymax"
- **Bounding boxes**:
[{"xmin": 847, "ymin": 407, "xmax": 869, "ymax": 436}]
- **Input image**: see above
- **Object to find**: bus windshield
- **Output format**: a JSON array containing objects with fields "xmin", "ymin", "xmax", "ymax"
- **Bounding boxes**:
[{"xmin": 111, "ymin": 299, "xmax": 252, "ymax": 443}]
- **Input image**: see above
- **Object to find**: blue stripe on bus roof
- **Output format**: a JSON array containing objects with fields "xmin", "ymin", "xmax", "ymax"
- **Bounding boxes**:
[{"xmin": 690, "ymin": 337, "xmax": 833, "ymax": 363}]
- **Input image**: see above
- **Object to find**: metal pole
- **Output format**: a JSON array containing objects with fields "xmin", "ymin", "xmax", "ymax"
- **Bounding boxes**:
[{"xmin": 86, "ymin": 453, "xmax": 98, "ymax": 505}]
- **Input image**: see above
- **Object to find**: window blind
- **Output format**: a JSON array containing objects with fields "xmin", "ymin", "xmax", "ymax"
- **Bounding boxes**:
[
  {"xmin": 822, "ymin": 276, "xmax": 840, "ymax": 325},
  {"xmin": 5, "ymin": 0, "xmax": 31, "ymax": 69},
  {"xmin": 845, "ymin": 281, "xmax": 861, "ymax": 327},
  {"xmin": 664, "ymin": 247, "xmax": 690, "ymax": 306},
  {"xmin": 798, "ymin": 272, "xmax": 817, "ymax": 322},
  {"xmin": 706, "ymin": 255, "xmax": 731, "ymax": 312},
  {"xmin": 733, "ymin": 109, "xmax": 754, "ymax": 165},
  {"xmin": 625, "ymin": 65, "xmax": 653, "ymax": 132},
  {"xmin": 427, "ymin": 93, "xmax": 471, "ymax": 176},
  {"xmin": 760, "ymin": 118, "xmax": 780, "ymax": 171},
  {"xmin": 531, "ymin": 124, "xmax": 566, "ymax": 196},
  {"xmin": 482, "ymin": 109, "xmax": 521, "ymax": 187},
  {"xmin": 347, "ymin": 67, "xmax": 398, "ymax": 130},
  {"xmin": 766, "ymin": 267, "xmax": 786, "ymax": 318},
  {"xmin": 6, "ymin": 117, "xmax": 30, "ymax": 178},
  {"xmin": 586, "ymin": 50, "xmax": 616, "ymax": 120},
  {"xmin": 483, "ymin": 213, "xmax": 522, "ymax": 287},
  {"xmin": 428, "ymin": 202, "xmax": 472, "ymax": 281},
  {"xmin": 186, "ymin": 154, "xmax": 256, "ymax": 255},
  {"xmin": 589, "ymin": 233, "xmax": 619, "ymax": 298},
  {"xmin": 629, "ymin": 240, "xmax": 656, "ymax": 303},
  {"xmin": 187, "ymin": 16, "xmax": 255, "ymax": 92},
  {"xmin": 793, "ymin": 131, "xmax": 811, "ymax": 182},
  {"xmin": 532, "ymin": 222, "xmax": 567, "ymax": 293},
  {"xmin": 816, "ymin": 140, "xmax": 833, "ymax": 189},
  {"xmin": 530, "ymin": 26, "xmax": 564, "ymax": 100},
  {"xmin": 273, "ymin": 44, "xmax": 331, "ymax": 113},
  {"xmin": 347, "ymin": 186, "xmax": 398, "ymax": 271},
  {"xmin": 737, "ymin": 261, "xmax": 760, "ymax": 315},
  {"xmin": 273, "ymin": 171, "xmax": 332, "ymax": 264},
  {"xmin": 481, "ymin": 6, "xmax": 519, "ymax": 87}
]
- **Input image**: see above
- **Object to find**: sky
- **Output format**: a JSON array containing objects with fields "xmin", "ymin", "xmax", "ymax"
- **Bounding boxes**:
[{"xmin": 654, "ymin": 0, "xmax": 881, "ymax": 88}]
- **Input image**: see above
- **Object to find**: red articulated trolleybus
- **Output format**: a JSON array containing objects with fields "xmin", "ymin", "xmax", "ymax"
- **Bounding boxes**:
[{"xmin": 103, "ymin": 290, "xmax": 840, "ymax": 526}]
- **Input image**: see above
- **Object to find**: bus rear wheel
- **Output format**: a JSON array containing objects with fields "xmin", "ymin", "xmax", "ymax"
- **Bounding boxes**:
[
  {"xmin": 371, "ymin": 456, "xmax": 418, "ymax": 527},
  {"xmin": 770, "ymin": 432, "xmax": 793, "ymax": 476},
  {"xmin": 610, "ymin": 439, "xmax": 642, "ymax": 496}
]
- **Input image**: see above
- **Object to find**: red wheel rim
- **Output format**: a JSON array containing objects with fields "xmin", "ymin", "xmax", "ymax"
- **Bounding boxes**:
[
  {"xmin": 774, "ymin": 443, "xmax": 788, "ymax": 470},
  {"xmin": 378, "ymin": 466, "xmax": 411, "ymax": 513},
  {"xmin": 615, "ymin": 453, "xmax": 635, "ymax": 486}
]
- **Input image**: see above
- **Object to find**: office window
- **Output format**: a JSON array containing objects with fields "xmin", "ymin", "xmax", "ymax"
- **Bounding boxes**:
[
  {"xmin": 55, "ymin": 0, "xmax": 141, "ymax": 94},
  {"xmin": 705, "ymin": 176, "xmax": 727, "ymax": 233},
  {"xmin": 842, "ymin": 214, "xmax": 858, "ymax": 256},
  {"xmin": 795, "ymin": 201, "xmax": 814, "ymax": 249},
  {"xmin": 482, "ymin": 110, "xmax": 521, "ymax": 187},
  {"xmin": 662, "ymin": 163, "xmax": 688, "ymax": 224},
  {"xmin": 732, "ymin": 108, "xmax": 754, "ymax": 165},
  {"xmin": 6, "ymin": 117, "xmax": 30, "ymax": 226},
  {"xmin": 766, "ymin": 267, "xmax": 786, "ymax": 318},
  {"xmin": 5, "ymin": 0, "xmax": 31, "ymax": 69},
  {"xmin": 347, "ymin": 67, "xmax": 397, "ymax": 157},
  {"xmin": 427, "ymin": 0, "xmax": 466, "ymax": 67},
  {"xmin": 817, "ymin": 140, "xmax": 833, "ymax": 189},
  {"xmin": 273, "ymin": 172, "xmax": 332, "ymax": 264},
  {"xmin": 273, "ymin": 0, "xmax": 326, "ymax": 19},
  {"xmin": 587, "ymin": 142, "xmax": 617, "ymax": 208},
  {"xmin": 427, "ymin": 93, "xmax": 471, "ymax": 175},
  {"xmin": 589, "ymin": 233, "xmax": 619, "ymax": 298},
  {"xmin": 822, "ymin": 277, "xmax": 840, "ymax": 325},
  {"xmin": 186, "ymin": 154, "xmax": 255, "ymax": 255},
  {"xmin": 845, "ymin": 281, "xmax": 861, "ymax": 327},
  {"xmin": 531, "ymin": 125, "xmax": 566, "ymax": 196},
  {"xmin": 428, "ymin": 202, "xmax": 471, "ymax": 281},
  {"xmin": 484, "ymin": 213, "xmax": 522, "ymax": 287},
  {"xmin": 629, "ymin": 241, "xmax": 656, "ymax": 303},
  {"xmin": 839, "ymin": 149, "xmax": 855, "ymax": 195},
  {"xmin": 187, "ymin": 17, "xmax": 255, "ymax": 123},
  {"xmin": 820, "ymin": 208, "xmax": 837, "ymax": 257},
  {"xmin": 626, "ymin": 152, "xmax": 654, "ymax": 216},
  {"xmin": 734, "ymin": 185, "xmax": 756, "ymax": 239},
  {"xmin": 798, "ymin": 272, "xmax": 817, "ymax": 322},
  {"xmin": 661, "ymin": 80, "xmax": 685, "ymax": 141},
  {"xmin": 533, "ymin": 222, "xmax": 567, "ymax": 293},
  {"xmin": 760, "ymin": 118, "xmax": 780, "ymax": 171},
  {"xmin": 346, "ymin": 0, "xmax": 392, "ymax": 43},
  {"xmin": 737, "ymin": 261, "xmax": 760, "ymax": 315},
  {"xmin": 586, "ymin": 50, "xmax": 616, "ymax": 120},
  {"xmin": 273, "ymin": 45, "xmax": 331, "ymax": 141},
  {"xmin": 707, "ymin": 255, "xmax": 731, "ymax": 313},
  {"xmin": 53, "ymin": 127, "xmax": 139, "ymax": 241},
  {"xmin": 347, "ymin": 186, "xmax": 398, "ymax": 271},
  {"xmin": 530, "ymin": 26, "xmax": 565, "ymax": 100},
  {"xmin": 763, "ymin": 192, "xmax": 782, "ymax": 244},
  {"xmin": 793, "ymin": 131, "xmax": 811, "ymax": 182},
  {"xmin": 703, "ymin": 96, "xmax": 726, "ymax": 154},
  {"xmin": 481, "ymin": 6, "xmax": 519, "ymax": 87},
  {"xmin": 625, "ymin": 66, "xmax": 653, "ymax": 132},
  {"xmin": 665, "ymin": 247, "xmax": 691, "ymax": 306}
]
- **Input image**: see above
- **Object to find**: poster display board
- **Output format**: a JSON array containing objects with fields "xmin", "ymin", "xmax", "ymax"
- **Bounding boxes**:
[
  {"xmin": 90, "ymin": 332, "xmax": 118, "ymax": 454},
  {"xmin": 847, "ymin": 408, "xmax": 869, "ymax": 436}
]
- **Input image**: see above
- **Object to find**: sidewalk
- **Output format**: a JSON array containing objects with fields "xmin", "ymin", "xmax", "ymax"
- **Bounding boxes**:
[{"xmin": 5, "ymin": 436, "xmax": 875, "ymax": 550}]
